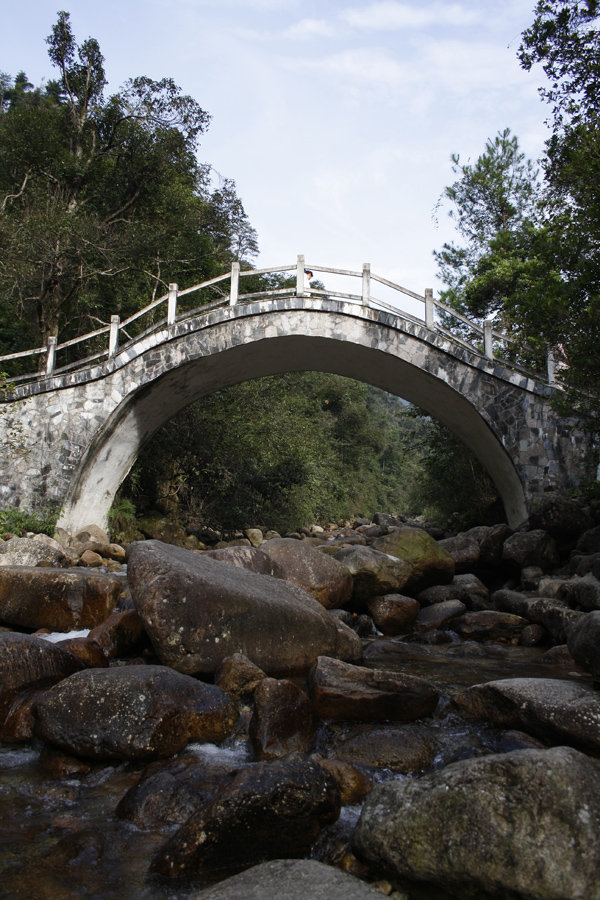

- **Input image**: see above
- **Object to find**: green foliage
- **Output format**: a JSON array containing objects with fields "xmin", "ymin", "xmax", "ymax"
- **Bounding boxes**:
[
  {"xmin": 0, "ymin": 12, "xmax": 257, "ymax": 356},
  {"xmin": 108, "ymin": 497, "xmax": 139, "ymax": 544},
  {"xmin": 117, "ymin": 374, "xmax": 499, "ymax": 534},
  {"xmin": 0, "ymin": 506, "xmax": 59, "ymax": 536}
]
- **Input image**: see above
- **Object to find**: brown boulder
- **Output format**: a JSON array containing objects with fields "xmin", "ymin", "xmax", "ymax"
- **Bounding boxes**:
[
  {"xmin": 34, "ymin": 664, "xmax": 238, "ymax": 760},
  {"xmin": 88, "ymin": 609, "xmax": 148, "ymax": 659},
  {"xmin": 215, "ymin": 652, "xmax": 267, "ymax": 699},
  {"xmin": 249, "ymin": 678, "xmax": 314, "ymax": 760},
  {"xmin": 451, "ymin": 610, "xmax": 529, "ymax": 643},
  {"xmin": 331, "ymin": 723, "xmax": 436, "ymax": 772},
  {"xmin": 366, "ymin": 594, "xmax": 419, "ymax": 635},
  {"xmin": 151, "ymin": 755, "xmax": 341, "ymax": 877},
  {"xmin": 333, "ymin": 547, "xmax": 412, "ymax": 603},
  {"xmin": 259, "ymin": 538, "xmax": 353, "ymax": 608},
  {"xmin": 0, "ymin": 567, "xmax": 121, "ymax": 631},
  {"xmin": 308, "ymin": 656, "xmax": 439, "ymax": 722}
]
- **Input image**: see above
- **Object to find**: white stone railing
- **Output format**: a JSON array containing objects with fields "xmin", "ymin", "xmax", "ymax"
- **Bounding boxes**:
[{"xmin": 0, "ymin": 255, "xmax": 555, "ymax": 386}]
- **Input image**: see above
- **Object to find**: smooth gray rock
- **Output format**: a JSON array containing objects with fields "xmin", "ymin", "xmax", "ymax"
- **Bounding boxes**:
[
  {"xmin": 352, "ymin": 746, "xmax": 600, "ymax": 900},
  {"xmin": 193, "ymin": 859, "xmax": 386, "ymax": 900},
  {"xmin": 452, "ymin": 677, "xmax": 600, "ymax": 754}
]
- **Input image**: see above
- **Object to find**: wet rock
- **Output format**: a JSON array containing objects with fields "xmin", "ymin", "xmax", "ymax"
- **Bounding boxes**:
[
  {"xmin": 352, "ymin": 746, "xmax": 600, "ymax": 900},
  {"xmin": 567, "ymin": 611, "xmax": 600, "ymax": 682},
  {"xmin": 438, "ymin": 535, "xmax": 480, "ymax": 573},
  {"xmin": 127, "ymin": 540, "xmax": 361, "ymax": 677},
  {"xmin": 55, "ymin": 636, "xmax": 109, "ymax": 668},
  {"xmin": 192, "ymin": 859, "xmax": 386, "ymax": 900},
  {"xmin": 249, "ymin": 678, "xmax": 314, "ymax": 760},
  {"xmin": 462, "ymin": 523, "xmax": 512, "ymax": 568},
  {"xmin": 308, "ymin": 656, "xmax": 439, "ymax": 722},
  {"xmin": 258, "ymin": 538, "xmax": 353, "ymax": 608},
  {"xmin": 0, "ymin": 567, "xmax": 121, "ymax": 631},
  {"xmin": 88, "ymin": 609, "xmax": 148, "ymax": 659},
  {"xmin": 418, "ymin": 574, "xmax": 490, "ymax": 611},
  {"xmin": 0, "ymin": 632, "xmax": 84, "ymax": 741},
  {"xmin": 313, "ymin": 758, "xmax": 372, "ymax": 805},
  {"xmin": 576, "ymin": 524, "xmax": 600, "ymax": 555},
  {"xmin": 116, "ymin": 753, "xmax": 239, "ymax": 829},
  {"xmin": 415, "ymin": 599, "xmax": 466, "ymax": 632},
  {"xmin": 79, "ymin": 549, "xmax": 103, "ymax": 567},
  {"xmin": 528, "ymin": 494, "xmax": 594, "ymax": 546},
  {"xmin": 372, "ymin": 526, "xmax": 454, "ymax": 592},
  {"xmin": 333, "ymin": 546, "xmax": 412, "ymax": 605},
  {"xmin": 34, "ymin": 664, "xmax": 237, "ymax": 760},
  {"xmin": 366, "ymin": 594, "xmax": 419, "ymax": 635},
  {"xmin": 0, "ymin": 535, "xmax": 70, "ymax": 568},
  {"xmin": 558, "ymin": 573, "xmax": 600, "ymax": 611},
  {"xmin": 452, "ymin": 677, "xmax": 600, "ymax": 754},
  {"xmin": 204, "ymin": 546, "xmax": 284, "ymax": 577},
  {"xmin": 519, "ymin": 623, "xmax": 547, "ymax": 646},
  {"xmin": 502, "ymin": 529, "xmax": 559, "ymax": 572},
  {"xmin": 451, "ymin": 610, "xmax": 529, "ymax": 644},
  {"xmin": 215, "ymin": 652, "xmax": 267, "ymax": 699},
  {"xmin": 331, "ymin": 724, "xmax": 436, "ymax": 772},
  {"xmin": 151, "ymin": 755, "xmax": 341, "ymax": 878}
]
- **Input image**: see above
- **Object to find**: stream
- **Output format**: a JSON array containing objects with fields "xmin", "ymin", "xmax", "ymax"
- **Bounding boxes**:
[{"xmin": 0, "ymin": 637, "xmax": 591, "ymax": 900}]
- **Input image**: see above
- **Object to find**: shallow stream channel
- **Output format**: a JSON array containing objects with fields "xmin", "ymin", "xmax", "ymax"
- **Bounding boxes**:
[{"xmin": 0, "ymin": 632, "xmax": 591, "ymax": 900}]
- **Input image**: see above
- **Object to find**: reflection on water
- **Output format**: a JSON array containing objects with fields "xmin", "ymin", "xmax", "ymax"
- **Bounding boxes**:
[{"xmin": 0, "ymin": 642, "xmax": 592, "ymax": 899}]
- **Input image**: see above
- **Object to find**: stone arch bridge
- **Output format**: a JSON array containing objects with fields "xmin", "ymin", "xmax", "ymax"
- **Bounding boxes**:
[{"xmin": 0, "ymin": 257, "xmax": 594, "ymax": 533}]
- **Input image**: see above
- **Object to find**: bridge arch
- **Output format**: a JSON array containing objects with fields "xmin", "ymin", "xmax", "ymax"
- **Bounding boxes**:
[{"xmin": 50, "ymin": 297, "xmax": 560, "ymax": 533}]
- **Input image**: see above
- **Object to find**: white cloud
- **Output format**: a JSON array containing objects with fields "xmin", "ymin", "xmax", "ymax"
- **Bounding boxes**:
[
  {"xmin": 342, "ymin": 1, "xmax": 480, "ymax": 31},
  {"xmin": 285, "ymin": 18, "xmax": 337, "ymax": 39}
]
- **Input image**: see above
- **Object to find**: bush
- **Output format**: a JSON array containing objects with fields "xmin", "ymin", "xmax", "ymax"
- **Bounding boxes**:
[{"xmin": 0, "ymin": 506, "xmax": 59, "ymax": 537}]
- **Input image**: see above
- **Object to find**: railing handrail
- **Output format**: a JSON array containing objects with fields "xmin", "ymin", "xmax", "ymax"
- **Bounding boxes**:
[{"xmin": 0, "ymin": 256, "xmax": 554, "ymax": 387}]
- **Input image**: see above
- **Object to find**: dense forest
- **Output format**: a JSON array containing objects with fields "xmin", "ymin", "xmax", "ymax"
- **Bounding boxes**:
[{"xmin": 1, "ymin": 2, "xmax": 599, "ymax": 537}]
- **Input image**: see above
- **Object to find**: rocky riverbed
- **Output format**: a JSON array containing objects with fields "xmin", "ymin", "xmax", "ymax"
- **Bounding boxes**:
[{"xmin": 1, "ymin": 494, "xmax": 600, "ymax": 899}]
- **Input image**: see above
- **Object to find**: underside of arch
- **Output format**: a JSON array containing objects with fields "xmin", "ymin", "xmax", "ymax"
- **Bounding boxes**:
[{"xmin": 57, "ymin": 330, "xmax": 528, "ymax": 534}]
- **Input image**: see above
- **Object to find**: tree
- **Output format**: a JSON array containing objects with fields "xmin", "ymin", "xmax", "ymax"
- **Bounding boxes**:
[
  {"xmin": 0, "ymin": 12, "xmax": 257, "ymax": 353},
  {"xmin": 518, "ymin": 0, "xmax": 600, "ymax": 420}
]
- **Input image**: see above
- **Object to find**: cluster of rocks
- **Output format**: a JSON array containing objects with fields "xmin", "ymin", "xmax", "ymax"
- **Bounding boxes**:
[{"xmin": 1, "ymin": 493, "xmax": 600, "ymax": 899}]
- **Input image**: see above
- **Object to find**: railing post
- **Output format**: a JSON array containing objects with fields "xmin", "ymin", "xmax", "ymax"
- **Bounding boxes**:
[
  {"xmin": 45, "ymin": 336, "xmax": 57, "ymax": 376},
  {"xmin": 168, "ymin": 283, "xmax": 178, "ymax": 326},
  {"xmin": 108, "ymin": 315, "xmax": 120, "ymax": 357},
  {"xmin": 483, "ymin": 320, "xmax": 493, "ymax": 359},
  {"xmin": 362, "ymin": 263, "xmax": 371, "ymax": 306},
  {"xmin": 229, "ymin": 261, "xmax": 240, "ymax": 306},
  {"xmin": 424, "ymin": 288, "xmax": 434, "ymax": 328},
  {"xmin": 296, "ymin": 254, "xmax": 305, "ymax": 297},
  {"xmin": 547, "ymin": 346, "xmax": 556, "ymax": 385}
]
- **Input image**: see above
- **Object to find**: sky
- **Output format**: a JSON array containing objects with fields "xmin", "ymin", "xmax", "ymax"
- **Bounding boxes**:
[{"xmin": 2, "ymin": 0, "xmax": 550, "ymax": 307}]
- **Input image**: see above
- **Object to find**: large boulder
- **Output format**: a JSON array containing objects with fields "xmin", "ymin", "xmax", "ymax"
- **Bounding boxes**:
[
  {"xmin": 308, "ymin": 656, "xmax": 439, "ymax": 722},
  {"xmin": 438, "ymin": 534, "xmax": 480, "ymax": 573},
  {"xmin": 333, "ymin": 546, "xmax": 412, "ymax": 603},
  {"xmin": 452, "ymin": 677, "xmax": 600, "ymax": 755},
  {"xmin": 0, "ymin": 632, "xmax": 84, "ymax": 741},
  {"xmin": 151, "ymin": 755, "xmax": 341, "ymax": 878},
  {"xmin": 451, "ymin": 610, "xmax": 529, "ymax": 644},
  {"xmin": 34, "ymin": 664, "xmax": 237, "ymax": 760},
  {"xmin": 331, "ymin": 723, "xmax": 436, "ymax": 772},
  {"xmin": 462, "ymin": 523, "xmax": 513, "ymax": 568},
  {"xmin": 352, "ymin": 746, "xmax": 600, "ymax": 900},
  {"xmin": 528, "ymin": 494, "xmax": 594, "ymax": 545},
  {"xmin": 258, "ymin": 538, "xmax": 353, "ymax": 608},
  {"xmin": 0, "ymin": 567, "xmax": 122, "ymax": 631},
  {"xmin": 502, "ymin": 529, "xmax": 559, "ymax": 572},
  {"xmin": 127, "ymin": 540, "xmax": 361, "ymax": 676},
  {"xmin": 372, "ymin": 526, "xmax": 454, "ymax": 592},
  {"xmin": 0, "ymin": 535, "xmax": 71, "ymax": 567},
  {"xmin": 192, "ymin": 859, "xmax": 386, "ymax": 900}
]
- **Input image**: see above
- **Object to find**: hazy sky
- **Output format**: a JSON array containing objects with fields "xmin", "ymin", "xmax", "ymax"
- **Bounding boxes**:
[{"xmin": 3, "ymin": 0, "xmax": 549, "ymax": 302}]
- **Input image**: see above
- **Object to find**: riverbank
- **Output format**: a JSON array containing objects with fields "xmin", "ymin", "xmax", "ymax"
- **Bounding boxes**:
[{"xmin": 1, "ymin": 493, "xmax": 599, "ymax": 899}]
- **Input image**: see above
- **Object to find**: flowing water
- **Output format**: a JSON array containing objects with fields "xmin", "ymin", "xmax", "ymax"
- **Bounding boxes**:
[{"xmin": 0, "ymin": 638, "xmax": 591, "ymax": 899}]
